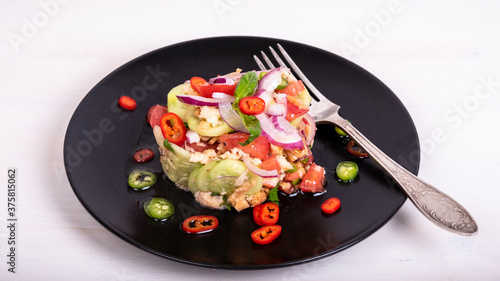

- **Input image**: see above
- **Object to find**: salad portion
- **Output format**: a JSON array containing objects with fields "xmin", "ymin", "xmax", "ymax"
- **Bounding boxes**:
[{"xmin": 147, "ymin": 68, "xmax": 326, "ymax": 211}]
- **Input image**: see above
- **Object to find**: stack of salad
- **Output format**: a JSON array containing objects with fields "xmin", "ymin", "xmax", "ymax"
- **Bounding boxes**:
[{"xmin": 147, "ymin": 68, "xmax": 326, "ymax": 212}]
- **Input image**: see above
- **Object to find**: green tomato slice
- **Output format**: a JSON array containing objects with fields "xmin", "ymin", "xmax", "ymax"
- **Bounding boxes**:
[
  {"xmin": 144, "ymin": 198, "xmax": 175, "ymax": 220},
  {"xmin": 128, "ymin": 169, "xmax": 157, "ymax": 189},
  {"xmin": 336, "ymin": 161, "xmax": 358, "ymax": 182}
]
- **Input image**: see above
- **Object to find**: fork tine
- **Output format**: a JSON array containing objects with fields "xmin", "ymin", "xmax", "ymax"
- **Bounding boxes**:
[
  {"xmin": 260, "ymin": 51, "xmax": 276, "ymax": 69},
  {"xmin": 253, "ymin": 55, "xmax": 267, "ymax": 71},
  {"xmin": 269, "ymin": 47, "xmax": 288, "ymax": 69},
  {"xmin": 276, "ymin": 44, "xmax": 325, "ymax": 100}
]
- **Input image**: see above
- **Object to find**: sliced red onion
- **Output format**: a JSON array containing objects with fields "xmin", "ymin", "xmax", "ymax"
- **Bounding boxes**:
[
  {"xmin": 300, "ymin": 113, "xmax": 316, "ymax": 146},
  {"xmin": 266, "ymin": 104, "xmax": 285, "ymax": 116},
  {"xmin": 274, "ymin": 93, "xmax": 287, "ymax": 117},
  {"xmin": 186, "ymin": 130, "xmax": 200, "ymax": 144},
  {"xmin": 257, "ymin": 68, "xmax": 282, "ymax": 93},
  {"xmin": 208, "ymin": 77, "xmax": 235, "ymax": 85},
  {"xmin": 254, "ymin": 88, "xmax": 273, "ymax": 111},
  {"xmin": 176, "ymin": 94, "xmax": 235, "ymax": 107},
  {"xmin": 255, "ymin": 114, "xmax": 304, "ymax": 150},
  {"xmin": 242, "ymin": 156, "xmax": 279, "ymax": 178},
  {"xmin": 271, "ymin": 115, "xmax": 295, "ymax": 133},
  {"xmin": 212, "ymin": 92, "xmax": 234, "ymax": 99},
  {"xmin": 218, "ymin": 102, "xmax": 249, "ymax": 133}
]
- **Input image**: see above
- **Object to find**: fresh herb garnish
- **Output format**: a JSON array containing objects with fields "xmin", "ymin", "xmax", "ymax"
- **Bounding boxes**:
[
  {"xmin": 267, "ymin": 187, "xmax": 279, "ymax": 204},
  {"xmin": 232, "ymin": 71, "xmax": 261, "ymax": 146},
  {"xmin": 163, "ymin": 139, "xmax": 175, "ymax": 154}
]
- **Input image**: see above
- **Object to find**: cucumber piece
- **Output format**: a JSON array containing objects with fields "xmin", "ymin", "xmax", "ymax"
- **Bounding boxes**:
[
  {"xmin": 296, "ymin": 88, "xmax": 312, "ymax": 107},
  {"xmin": 185, "ymin": 106, "xmax": 233, "ymax": 137},
  {"xmin": 194, "ymin": 160, "xmax": 219, "ymax": 192},
  {"xmin": 167, "ymin": 84, "xmax": 193, "ymax": 122},
  {"xmin": 187, "ymin": 166, "xmax": 201, "ymax": 193},
  {"xmin": 245, "ymin": 172, "xmax": 263, "ymax": 196},
  {"xmin": 208, "ymin": 159, "xmax": 247, "ymax": 195},
  {"xmin": 161, "ymin": 142, "xmax": 202, "ymax": 188}
]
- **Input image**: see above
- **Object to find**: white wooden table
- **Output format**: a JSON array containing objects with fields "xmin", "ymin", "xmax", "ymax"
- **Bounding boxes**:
[{"xmin": 1, "ymin": 0, "xmax": 499, "ymax": 280}]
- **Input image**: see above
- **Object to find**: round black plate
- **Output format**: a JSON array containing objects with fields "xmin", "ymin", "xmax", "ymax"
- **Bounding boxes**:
[{"xmin": 64, "ymin": 36, "xmax": 420, "ymax": 269}]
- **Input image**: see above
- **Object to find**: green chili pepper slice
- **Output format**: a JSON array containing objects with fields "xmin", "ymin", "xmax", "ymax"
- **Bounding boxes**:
[
  {"xmin": 336, "ymin": 161, "xmax": 358, "ymax": 182},
  {"xmin": 143, "ymin": 198, "xmax": 175, "ymax": 220},
  {"xmin": 128, "ymin": 169, "xmax": 157, "ymax": 189}
]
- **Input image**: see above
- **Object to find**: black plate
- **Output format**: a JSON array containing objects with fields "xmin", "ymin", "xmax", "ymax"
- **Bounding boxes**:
[{"xmin": 64, "ymin": 36, "xmax": 420, "ymax": 269}]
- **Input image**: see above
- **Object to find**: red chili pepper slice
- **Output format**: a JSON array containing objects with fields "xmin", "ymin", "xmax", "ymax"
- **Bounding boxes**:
[
  {"xmin": 181, "ymin": 215, "xmax": 219, "ymax": 234},
  {"xmin": 239, "ymin": 96, "xmax": 265, "ymax": 115},
  {"xmin": 160, "ymin": 112, "xmax": 187, "ymax": 146},
  {"xmin": 321, "ymin": 197, "xmax": 341, "ymax": 214},
  {"xmin": 190, "ymin": 77, "xmax": 207, "ymax": 93},
  {"xmin": 258, "ymin": 202, "xmax": 279, "ymax": 226},
  {"xmin": 133, "ymin": 148, "xmax": 155, "ymax": 163},
  {"xmin": 251, "ymin": 225, "xmax": 282, "ymax": 245},
  {"xmin": 346, "ymin": 140, "xmax": 368, "ymax": 158},
  {"xmin": 118, "ymin": 96, "xmax": 137, "ymax": 111},
  {"xmin": 253, "ymin": 204, "xmax": 265, "ymax": 226}
]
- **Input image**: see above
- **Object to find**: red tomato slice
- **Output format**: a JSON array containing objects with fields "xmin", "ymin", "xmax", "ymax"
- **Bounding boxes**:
[
  {"xmin": 118, "ymin": 96, "xmax": 137, "ymax": 111},
  {"xmin": 283, "ymin": 170, "xmax": 301, "ymax": 182},
  {"xmin": 146, "ymin": 104, "xmax": 168, "ymax": 128},
  {"xmin": 251, "ymin": 225, "xmax": 282, "ymax": 245},
  {"xmin": 219, "ymin": 132, "xmax": 270, "ymax": 160},
  {"xmin": 285, "ymin": 96, "xmax": 309, "ymax": 122},
  {"xmin": 258, "ymin": 202, "xmax": 279, "ymax": 226},
  {"xmin": 276, "ymin": 80, "xmax": 305, "ymax": 97},
  {"xmin": 160, "ymin": 112, "xmax": 187, "ymax": 146},
  {"xmin": 300, "ymin": 163, "xmax": 326, "ymax": 193},
  {"xmin": 198, "ymin": 83, "xmax": 237, "ymax": 98},
  {"xmin": 190, "ymin": 77, "xmax": 207, "ymax": 93},
  {"xmin": 181, "ymin": 215, "xmax": 219, "ymax": 234},
  {"xmin": 260, "ymin": 155, "xmax": 281, "ymax": 172},
  {"xmin": 321, "ymin": 197, "xmax": 341, "ymax": 214},
  {"xmin": 239, "ymin": 96, "xmax": 265, "ymax": 115}
]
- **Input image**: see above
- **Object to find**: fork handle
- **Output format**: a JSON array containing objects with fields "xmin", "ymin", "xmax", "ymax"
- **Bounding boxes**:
[{"xmin": 330, "ymin": 114, "xmax": 478, "ymax": 236}]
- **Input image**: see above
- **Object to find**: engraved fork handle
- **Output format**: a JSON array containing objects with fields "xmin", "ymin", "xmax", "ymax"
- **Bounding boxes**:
[{"xmin": 328, "ymin": 113, "xmax": 478, "ymax": 236}]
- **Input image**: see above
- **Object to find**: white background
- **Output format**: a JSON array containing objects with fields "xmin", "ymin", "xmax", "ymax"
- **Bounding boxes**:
[{"xmin": 1, "ymin": 0, "xmax": 499, "ymax": 280}]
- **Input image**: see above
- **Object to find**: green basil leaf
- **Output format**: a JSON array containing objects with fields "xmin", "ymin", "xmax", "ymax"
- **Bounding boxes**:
[
  {"xmin": 234, "ymin": 72, "xmax": 258, "ymax": 101},
  {"xmin": 237, "ymin": 109, "xmax": 261, "ymax": 146},
  {"xmin": 268, "ymin": 187, "xmax": 279, "ymax": 204}
]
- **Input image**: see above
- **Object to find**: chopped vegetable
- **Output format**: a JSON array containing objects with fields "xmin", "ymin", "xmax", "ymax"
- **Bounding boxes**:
[
  {"xmin": 239, "ymin": 96, "xmax": 265, "ymax": 115},
  {"xmin": 300, "ymin": 163, "xmax": 326, "ymax": 193},
  {"xmin": 321, "ymin": 197, "xmax": 341, "ymax": 214},
  {"xmin": 346, "ymin": 140, "xmax": 368, "ymax": 158},
  {"xmin": 147, "ymin": 105, "xmax": 168, "ymax": 127},
  {"xmin": 160, "ymin": 112, "xmax": 187, "ymax": 146},
  {"xmin": 190, "ymin": 77, "xmax": 207, "ymax": 93},
  {"xmin": 144, "ymin": 198, "xmax": 175, "ymax": 220},
  {"xmin": 276, "ymin": 80, "xmax": 305, "ymax": 97},
  {"xmin": 336, "ymin": 161, "xmax": 358, "ymax": 182},
  {"xmin": 128, "ymin": 169, "xmax": 157, "ymax": 189},
  {"xmin": 181, "ymin": 215, "xmax": 219, "ymax": 234},
  {"xmin": 118, "ymin": 96, "xmax": 137, "ymax": 111},
  {"xmin": 258, "ymin": 202, "xmax": 279, "ymax": 226},
  {"xmin": 253, "ymin": 204, "xmax": 265, "ymax": 226},
  {"xmin": 251, "ymin": 225, "xmax": 282, "ymax": 245},
  {"xmin": 133, "ymin": 148, "xmax": 155, "ymax": 163}
]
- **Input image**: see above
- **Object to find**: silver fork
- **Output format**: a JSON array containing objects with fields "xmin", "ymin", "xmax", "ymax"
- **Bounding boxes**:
[{"xmin": 254, "ymin": 44, "xmax": 478, "ymax": 236}]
